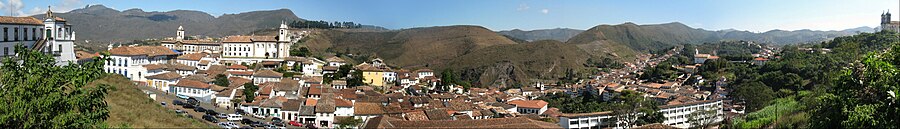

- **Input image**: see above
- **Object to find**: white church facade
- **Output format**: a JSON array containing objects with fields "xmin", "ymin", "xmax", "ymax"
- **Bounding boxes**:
[
  {"xmin": 0, "ymin": 8, "xmax": 76, "ymax": 65},
  {"xmin": 219, "ymin": 21, "xmax": 295, "ymax": 64}
]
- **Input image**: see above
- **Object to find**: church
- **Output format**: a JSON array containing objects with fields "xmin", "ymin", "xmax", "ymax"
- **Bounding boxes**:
[
  {"xmin": 0, "ymin": 7, "xmax": 76, "ymax": 65},
  {"xmin": 881, "ymin": 10, "xmax": 900, "ymax": 32}
]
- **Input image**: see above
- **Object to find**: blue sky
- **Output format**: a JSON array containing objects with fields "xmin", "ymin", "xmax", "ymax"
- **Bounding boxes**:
[{"xmin": 4, "ymin": 0, "xmax": 898, "ymax": 32}]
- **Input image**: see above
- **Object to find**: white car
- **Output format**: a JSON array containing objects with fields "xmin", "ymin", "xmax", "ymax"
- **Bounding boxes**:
[
  {"xmin": 226, "ymin": 114, "xmax": 242, "ymax": 121},
  {"xmin": 218, "ymin": 122, "xmax": 239, "ymax": 128}
]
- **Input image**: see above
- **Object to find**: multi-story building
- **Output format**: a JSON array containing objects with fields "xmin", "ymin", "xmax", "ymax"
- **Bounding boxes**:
[
  {"xmin": 557, "ymin": 99, "xmax": 724, "ymax": 129},
  {"xmin": 221, "ymin": 22, "xmax": 293, "ymax": 64},
  {"xmin": 161, "ymin": 26, "xmax": 222, "ymax": 54},
  {"xmin": 0, "ymin": 8, "xmax": 76, "ymax": 65},
  {"xmin": 105, "ymin": 46, "xmax": 178, "ymax": 81}
]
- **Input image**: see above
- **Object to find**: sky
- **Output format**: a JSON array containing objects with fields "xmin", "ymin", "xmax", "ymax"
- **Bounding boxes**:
[{"xmin": 3, "ymin": 0, "xmax": 898, "ymax": 32}]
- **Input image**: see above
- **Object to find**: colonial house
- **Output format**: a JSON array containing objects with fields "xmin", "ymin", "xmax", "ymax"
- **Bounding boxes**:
[
  {"xmin": 161, "ymin": 26, "xmax": 222, "ymax": 54},
  {"xmin": 253, "ymin": 69, "xmax": 283, "ymax": 85},
  {"xmin": 172, "ymin": 79, "xmax": 216, "ymax": 102},
  {"xmin": 325, "ymin": 56, "xmax": 346, "ymax": 67},
  {"xmin": 145, "ymin": 72, "xmax": 182, "ymax": 93},
  {"xmin": 507, "ymin": 100, "xmax": 549, "ymax": 114},
  {"xmin": 220, "ymin": 22, "xmax": 293, "ymax": 64},
  {"xmin": 334, "ymin": 98, "xmax": 354, "ymax": 116},
  {"xmin": 315, "ymin": 94, "xmax": 337, "ymax": 128},
  {"xmin": 105, "ymin": 46, "xmax": 177, "ymax": 81},
  {"xmin": 0, "ymin": 8, "xmax": 77, "ymax": 66},
  {"xmin": 176, "ymin": 53, "xmax": 207, "ymax": 69}
]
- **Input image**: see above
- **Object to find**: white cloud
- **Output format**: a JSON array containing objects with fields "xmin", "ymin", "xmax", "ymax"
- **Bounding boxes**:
[
  {"xmin": 541, "ymin": 9, "xmax": 549, "ymax": 14},
  {"xmin": 3, "ymin": 0, "xmax": 26, "ymax": 16},
  {"xmin": 517, "ymin": 3, "xmax": 530, "ymax": 11},
  {"xmin": 5, "ymin": 0, "xmax": 84, "ymax": 16}
]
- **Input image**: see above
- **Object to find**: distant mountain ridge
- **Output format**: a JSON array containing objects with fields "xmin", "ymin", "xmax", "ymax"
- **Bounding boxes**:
[
  {"xmin": 503, "ymin": 23, "xmax": 871, "ymax": 47},
  {"xmin": 497, "ymin": 28, "xmax": 584, "ymax": 42}
]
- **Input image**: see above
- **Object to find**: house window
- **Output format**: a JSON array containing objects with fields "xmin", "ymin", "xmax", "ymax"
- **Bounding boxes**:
[
  {"xmin": 23, "ymin": 28, "xmax": 27, "ymax": 41},
  {"xmin": 3, "ymin": 47, "xmax": 7, "ymax": 56},
  {"xmin": 3, "ymin": 27, "xmax": 7, "ymax": 41},
  {"xmin": 31, "ymin": 28, "xmax": 36, "ymax": 40}
]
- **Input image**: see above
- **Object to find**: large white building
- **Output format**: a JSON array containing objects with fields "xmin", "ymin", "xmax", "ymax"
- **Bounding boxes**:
[
  {"xmin": 557, "ymin": 99, "xmax": 724, "ymax": 129},
  {"xmin": 161, "ymin": 26, "xmax": 222, "ymax": 54},
  {"xmin": 105, "ymin": 46, "xmax": 178, "ymax": 81},
  {"xmin": 0, "ymin": 8, "xmax": 76, "ymax": 65},
  {"xmin": 221, "ymin": 21, "xmax": 293, "ymax": 64}
]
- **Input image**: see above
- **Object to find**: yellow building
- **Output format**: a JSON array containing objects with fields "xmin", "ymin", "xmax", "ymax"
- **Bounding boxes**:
[{"xmin": 356, "ymin": 63, "xmax": 387, "ymax": 87}]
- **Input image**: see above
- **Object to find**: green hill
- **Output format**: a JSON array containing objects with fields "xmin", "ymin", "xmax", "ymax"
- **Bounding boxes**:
[
  {"xmin": 303, "ymin": 26, "xmax": 594, "ymax": 86},
  {"xmin": 91, "ymin": 75, "xmax": 210, "ymax": 128}
]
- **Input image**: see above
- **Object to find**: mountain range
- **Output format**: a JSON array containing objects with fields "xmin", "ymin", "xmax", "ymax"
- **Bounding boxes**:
[
  {"xmin": 42, "ymin": 5, "xmax": 879, "ymax": 87},
  {"xmin": 500, "ymin": 23, "xmax": 875, "ymax": 47},
  {"xmin": 32, "ymin": 4, "xmax": 304, "ymax": 51}
]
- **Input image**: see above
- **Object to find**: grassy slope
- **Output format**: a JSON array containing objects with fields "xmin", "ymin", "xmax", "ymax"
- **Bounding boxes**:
[{"xmin": 91, "ymin": 75, "xmax": 210, "ymax": 128}]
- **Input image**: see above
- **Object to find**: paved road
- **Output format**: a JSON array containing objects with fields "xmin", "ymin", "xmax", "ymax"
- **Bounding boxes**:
[{"xmin": 136, "ymin": 85, "xmax": 305, "ymax": 128}]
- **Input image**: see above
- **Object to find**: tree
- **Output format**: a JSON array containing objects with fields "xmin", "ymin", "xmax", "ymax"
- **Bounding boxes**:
[
  {"xmin": 347, "ymin": 69, "xmax": 364, "ymax": 87},
  {"xmin": 290, "ymin": 47, "xmax": 310, "ymax": 57},
  {"xmin": 242, "ymin": 83, "xmax": 258, "ymax": 103},
  {"xmin": 213, "ymin": 74, "xmax": 229, "ymax": 87},
  {"xmin": 732, "ymin": 81, "xmax": 775, "ymax": 112},
  {"xmin": 440, "ymin": 69, "xmax": 455, "ymax": 90},
  {"xmin": 0, "ymin": 45, "xmax": 111, "ymax": 128},
  {"xmin": 334, "ymin": 117, "xmax": 363, "ymax": 129},
  {"xmin": 807, "ymin": 44, "xmax": 900, "ymax": 128},
  {"xmin": 688, "ymin": 107, "xmax": 719, "ymax": 129},
  {"xmin": 611, "ymin": 90, "xmax": 663, "ymax": 128}
]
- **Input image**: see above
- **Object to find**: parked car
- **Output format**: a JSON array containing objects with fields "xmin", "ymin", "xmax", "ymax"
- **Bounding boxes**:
[
  {"xmin": 195, "ymin": 107, "xmax": 207, "ymax": 112},
  {"xmin": 176, "ymin": 94, "xmax": 189, "ymax": 99},
  {"xmin": 272, "ymin": 117, "xmax": 283, "ymax": 123},
  {"xmin": 182, "ymin": 104, "xmax": 195, "ymax": 109},
  {"xmin": 160, "ymin": 102, "xmax": 166, "ymax": 106},
  {"xmin": 272, "ymin": 122, "xmax": 285, "ymax": 127},
  {"xmin": 173, "ymin": 100, "xmax": 184, "ymax": 106},
  {"xmin": 218, "ymin": 122, "xmax": 239, "ymax": 128},
  {"xmin": 217, "ymin": 122, "xmax": 235, "ymax": 129},
  {"xmin": 175, "ymin": 109, "xmax": 186, "ymax": 115},
  {"xmin": 305, "ymin": 123, "xmax": 317, "ymax": 129},
  {"xmin": 227, "ymin": 114, "xmax": 243, "ymax": 121},
  {"xmin": 288, "ymin": 121, "xmax": 302, "ymax": 127},
  {"xmin": 186, "ymin": 98, "xmax": 199, "ymax": 106},
  {"xmin": 203, "ymin": 115, "xmax": 218, "ymax": 123},
  {"xmin": 206, "ymin": 110, "xmax": 219, "ymax": 115},
  {"xmin": 216, "ymin": 113, "xmax": 228, "ymax": 119},
  {"xmin": 241, "ymin": 118, "xmax": 254, "ymax": 124},
  {"xmin": 251, "ymin": 122, "xmax": 266, "ymax": 127},
  {"xmin": 235, "ymin": 109, "xmax": 246, "ymax": 115}
]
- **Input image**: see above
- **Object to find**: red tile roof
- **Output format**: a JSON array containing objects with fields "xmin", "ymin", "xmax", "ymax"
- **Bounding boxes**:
[
  {"xmin": 227, "ymin": 64, "xmax": 248, "ymax": 69},
  {"xmin": 108, "ymin": 46, "xmax": 177, "ymax": 56},
  {"xmin": 508, "ymin": 100, "xmax": 548, "ymax": 109},
  {"xmin": 0, "ymin": 16, "xmax": 42, "ymax": 25},
  {"xmin": 223, "ymin": 35, "xmax": 277, "ymax": 43},
  {"xmin": 174, "ymin": 79, "xmax": 211, "ymax": 89},
  {"xmin": 177, "ymin": 53, "xmax": 207, "ymax": 61}
]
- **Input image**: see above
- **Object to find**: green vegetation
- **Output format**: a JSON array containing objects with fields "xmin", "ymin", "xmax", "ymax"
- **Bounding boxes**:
[
  {"xmin": 0, "ymin": 45, "xmax": 110, "ymax": 128},
  {"xmin": 213, "ymin": 74, "xmax": 229, "ymax": 87},
  {"xmin": 334, "ymin": 117, "xmax": 364, "ymax": 129},
  {"xmin": 242, "ymin": 83, "xmax": 258, "ymax": 102},
  {"xmin": 731, "ymin": 94, "xmax": 805, "ymax": 128},
  {"xmin": 96, "ymin": 75, "xmax": 210, "ymax": 128},
  {"xmin": 720, "ymin": 31, "xmax": 900, "ymax": 128}
]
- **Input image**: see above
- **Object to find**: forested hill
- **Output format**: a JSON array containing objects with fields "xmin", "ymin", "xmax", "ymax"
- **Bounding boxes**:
[{"xmin": 713, "ymin": 31, "xmax": 899, "ymax": 128}]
